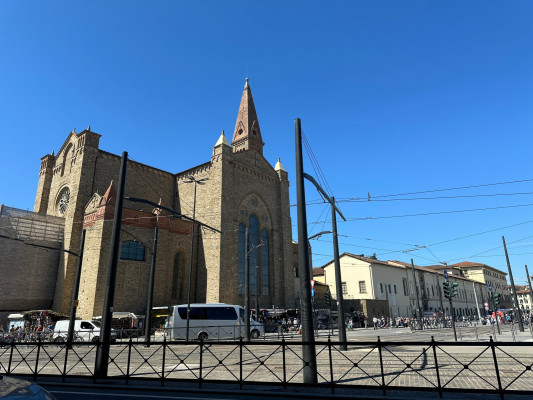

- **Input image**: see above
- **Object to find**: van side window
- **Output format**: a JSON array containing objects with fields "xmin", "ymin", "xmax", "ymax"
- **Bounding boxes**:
[
  {"xmin": 177, "ymin": 306, "xmax": 237, "ymax": 320},
  {"xmin": 81, "ymin": 322, "xmax": 92, "ymax": 329},
  {"xmin": 206, "ymin": 307, "xmax": 237, "ymax": 320}
]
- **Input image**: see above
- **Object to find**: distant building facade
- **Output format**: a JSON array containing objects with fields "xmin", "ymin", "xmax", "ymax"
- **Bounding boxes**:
[{"xmin": 315, "ymin": 253, "xmax": 504, "ymax": 319}]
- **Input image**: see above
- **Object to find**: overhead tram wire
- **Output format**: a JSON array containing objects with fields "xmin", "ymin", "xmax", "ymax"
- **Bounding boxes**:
[
  {"xmin": 332, "ymin": 191, "xmax": 533, "ymax": 203},
  {"xmin": 302, "ymin": 130, "xmax": 334, "ymax": 198},
  {"xmin": 340, "ymin": 202, "xmax": 533, "ymax": 221},
  {"xmin": 351, "ymin": 177, "xmax": 533, "ymax": 200},
  {"xmin": 291, "ymin": 190, "xmax": 533, "ymax": 207}
]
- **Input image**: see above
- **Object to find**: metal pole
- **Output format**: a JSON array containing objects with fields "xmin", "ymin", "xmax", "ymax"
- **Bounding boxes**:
[
  {"xmin": 502, "ymin": 236, "xmax": 524, "ymax": 332},
  {"xmin": 295, "ymin": 118, "xmax": 317, "ymax": 384},
  {"xmin": 244, "ymin": 228, "xmax": 250, "ymax": 341},
  {"xmin": 145, "ymin": 225, "xmax": 158, "ymax": 346},
  {"xmin": 411, "ymin": 260, "xmax": 422, "ymax": 328},
  {"xmin": 67, "ymin": 229, "xmax": 86, "ymax": 347},
  {"xmin": 331, "ymin": 197, "xmax": 347, "ymax": 350},
  {"xmin": 186, "ymin": 182, "xmax": 198, "ymax": 341},
  {"xmin": 95, "ymin": 151, "xmax": 128, "ymax": 378},
  {"xmin": 473, "ymin": 282, "xmax": 481, "ymax": 323},
  {"xmin": 255, "ymin": 264, "xmax": 260, "ymax": 323},
  {"xmin": 525, "ymin": 265, "xmax": 533, "ymax": 322},
  {"xmin": 449, "ymin": 297, "xmax": 458, "ymax": 341}
]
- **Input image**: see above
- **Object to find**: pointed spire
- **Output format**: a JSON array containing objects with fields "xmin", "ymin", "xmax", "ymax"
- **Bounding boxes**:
[
  {"xmin": 99, "ymin": 181, "xmax": 116, "ymax": 207},
  {"xmin": 274, "ymin": 158, "xmax": 286, "ymax": 172},
  {"xmin": 214, "ymin": 130, "xmax": 230, "ymax": 147},
  {"xmin": 231, "ymin": 78, "xmax": 264, "ymax": 154}
]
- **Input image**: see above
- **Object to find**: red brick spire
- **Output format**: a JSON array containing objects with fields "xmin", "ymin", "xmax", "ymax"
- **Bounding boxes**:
[{"xmin": 231, "ymin": 78, "xmax": 264, "ymax": 154}]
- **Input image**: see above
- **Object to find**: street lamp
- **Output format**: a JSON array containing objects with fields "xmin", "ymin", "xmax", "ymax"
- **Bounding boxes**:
[
  {"xmin": 244, "ymin": 232, "xmax": 264, "ymax": 342},
  {"xmin": 183, "ymin": 175, "xmax": 208, "ymax": 341}
]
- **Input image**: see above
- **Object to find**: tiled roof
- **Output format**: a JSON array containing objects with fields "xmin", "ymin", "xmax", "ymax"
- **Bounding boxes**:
[{"xmin": 312, "ymin": 267, "xmax": 324, "ymax": 276}]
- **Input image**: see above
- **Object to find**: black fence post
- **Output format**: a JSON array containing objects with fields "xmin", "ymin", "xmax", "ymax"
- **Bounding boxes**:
[
  {"xmin": 126, "ymin": 339, "xmax": 132, "ymax": 385},
  {"xmin": 282, "ymin": 338, "xmax": 287, "ymax": 389},
  {"xmin": 490, "ymin": 336, "xmax": 504, "ymax": 400},
  {"xmin": 328, "ymin": 337, "xmax": 334, "ymax": 394},
  {"xmin": 62, "ymin": 344, "xmax": 69, "ymax": 383},
  {"xmin": 377, "ymin": 336, "xmax": 386, "ymax": 396},
  {"xmin": 239, "ymin": 337, "xmax": 243, "ymax": 390},
  {"xmin": 33, "ymin": 339, "xmax": 41, "ymax": 381},
  {"xmin": 7, "ymin": 342, "xmax": 14, "ymax": 375},
  {"xmin": 161, "ymin": 338, "xmax": 166, "ymax": 387},
  {"xmin": 431, "ymin": 336, "xmax": 442, "ymax": 398},
  {"xmin": 199, "ymin": 339, "xmax": 203, "ymax": 389}
]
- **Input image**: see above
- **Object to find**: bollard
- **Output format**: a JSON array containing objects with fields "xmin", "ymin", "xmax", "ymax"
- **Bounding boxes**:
[
  {"xmin": 458, "ymin": 325, "xmax": 463, "ymax": 341},
  {"xmin": 475, "ymin": 325, "xmax": 479, "ymax": 342},
  {"xmin": 511, "ymin": 322, "xmax": 516, "ymax": 342}
]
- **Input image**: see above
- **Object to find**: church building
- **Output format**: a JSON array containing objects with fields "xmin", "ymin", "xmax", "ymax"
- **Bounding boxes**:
[{"xmin": 21, "ymin": 79, "xmax": 298, "ymax": 319}]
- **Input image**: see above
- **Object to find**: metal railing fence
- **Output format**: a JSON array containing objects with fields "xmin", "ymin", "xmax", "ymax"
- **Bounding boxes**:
[{"xmin": 1, "ymin": 336, "xmax": 533, "ymax": 398}]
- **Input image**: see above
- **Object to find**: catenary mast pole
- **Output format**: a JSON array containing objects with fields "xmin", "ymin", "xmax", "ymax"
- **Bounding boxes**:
[
  {"xmin": 145, "ymin": 224, "xmax": 158, "ymax": 346},
  {"xmin": 331, "ymin": 197, "xmax": 347, "ymax": 350},
  {"xmin": 503, "ymin": 236, "xmax": 524, "ymax": 332},
  {"xmin": 95, "ymin": 151, "xmax": 128, "ymax": 377},
  {"xmin": 295, "ymin": 118, "xmax": 317, "ymax": 384}
]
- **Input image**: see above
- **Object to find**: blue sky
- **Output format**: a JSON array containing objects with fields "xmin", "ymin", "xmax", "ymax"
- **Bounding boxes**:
[{"xmin": 1, "ymin": 1, "xmax": 533, "ymax": 285}]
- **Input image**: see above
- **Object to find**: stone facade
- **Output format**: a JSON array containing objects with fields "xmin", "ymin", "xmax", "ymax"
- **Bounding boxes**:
[{"xmin": 28, "ymin": 80, "xmax": 296, "ymax": 319}]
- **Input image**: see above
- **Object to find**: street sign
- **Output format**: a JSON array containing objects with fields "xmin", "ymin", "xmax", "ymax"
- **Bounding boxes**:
[
  {"xmin": 310, "ymin": 280, "xmax": 315, "ymax": 289},
  {"xmin": 484, "ymin": 302, "xmax": 489, "ymax": 311},
  {"xmin": 311, "ymin": 289, "xmax": 315, "ymax": 297},
  {"xmin": 488, "ymin": 283, "xmax": 492, "ymax": 292},
  {"xmin": 443, "ymin": 270, "xmax": 448, "ymax": 280}
]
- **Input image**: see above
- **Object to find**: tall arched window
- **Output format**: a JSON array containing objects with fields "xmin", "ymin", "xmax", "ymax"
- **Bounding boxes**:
[
  {"xmin": 261, "ymin": 229, "xmax": 269, "ymax": 295},
  {"xmin": 238, "ymin": 223, "xmax": 246, "ymax": 295},
  {"xmin": 249, "ymin": 215, "xmax": 259, "ymax": 295},
  {"xmin": 172, "ymin": 253, "xmax": 184, "ymax": 299}
]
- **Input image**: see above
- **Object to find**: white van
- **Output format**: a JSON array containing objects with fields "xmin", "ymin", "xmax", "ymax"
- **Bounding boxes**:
[
  {"xmin": 167, "ymin": 303, "xmax": 264, "ymax": 341},
  {"xmin": 53, "ymin": 320, "xmax": 112, "ymax": 342}
]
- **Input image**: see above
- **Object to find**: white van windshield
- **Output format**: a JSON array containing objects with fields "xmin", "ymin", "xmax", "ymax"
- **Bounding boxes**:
[
  {"xmin": 239, "ymin": 308, "xmax": 245, "ymax": 322},
  {"xmin": 91, "ymin": 321, "xmax": 101, "ymax": 327}
]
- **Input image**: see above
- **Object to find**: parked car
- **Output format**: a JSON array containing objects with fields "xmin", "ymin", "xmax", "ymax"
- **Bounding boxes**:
[
  {"xmin": 0, "ymin": 374, "xmax": 56, "ymax": 399},
  {"xmin": 52, "ymin": 320, "xmax": 116, "ymax": 342}
]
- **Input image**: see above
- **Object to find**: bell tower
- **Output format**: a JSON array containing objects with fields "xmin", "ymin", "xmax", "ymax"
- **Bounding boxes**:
[{"xmin": 231, "ymin": 78, "xmax": 264, "ymax": 154}]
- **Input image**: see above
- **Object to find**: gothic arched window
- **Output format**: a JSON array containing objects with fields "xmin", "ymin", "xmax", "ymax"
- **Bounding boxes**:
[
  {"xmin": 238, "ymin": 223, "xmax": 246, "ymax": 295},
  {"xmin": 249, "ymin": 214, "xmax": 259, "ymax": 294},
  {"xmin": 120, "ymin": 241, "xmax": 145, "ymax": 261},
  {"xmin": 261, "ymin": 229, "xmax": 269, "ymax": 295}
]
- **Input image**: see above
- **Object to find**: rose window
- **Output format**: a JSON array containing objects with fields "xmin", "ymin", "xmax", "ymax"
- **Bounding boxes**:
[{"xmin": 58, "ymin": 188, "xmax": 70, "ymax": 215}]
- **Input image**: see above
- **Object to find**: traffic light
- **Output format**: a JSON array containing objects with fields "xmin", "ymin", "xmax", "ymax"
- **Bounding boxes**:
[
  {"xmin": 443, "ymin": 281, "xmax": 450, "ymax": 299},
  {"xmin": 451, "ymin": 282, "xmax": 459, "ymax": 297},
  {"xmin": 325, "ymin": 289, "xmax": 331, "ymax": 307},
  {"xmin": 493, "ymin": 293, "xmax": 501, "ymax": 306}
]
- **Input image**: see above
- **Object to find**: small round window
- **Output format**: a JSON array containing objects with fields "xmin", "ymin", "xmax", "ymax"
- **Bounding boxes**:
[{"xmin": 57, "ymin": 187, "xmax": 70, "ymax": 215}]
